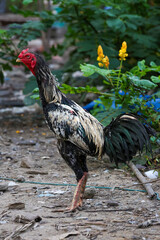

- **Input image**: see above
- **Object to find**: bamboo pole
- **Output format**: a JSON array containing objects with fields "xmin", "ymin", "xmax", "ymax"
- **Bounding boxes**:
[{"xmin": 127, "ymin": 161, "xmax": 155, "ymax": 199}]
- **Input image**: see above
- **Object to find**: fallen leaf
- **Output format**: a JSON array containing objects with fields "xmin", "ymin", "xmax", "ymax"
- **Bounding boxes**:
[
  {"xmin": 26, "ymin": 170, "xmax": 48, "ymax": 175},
  {"xmin": 8, "ymin": 202, "xmax": 25, "ymax": 210},
  {"xmin": 49, "ymin": 231, "xmax": 80, "ymax": 240}
]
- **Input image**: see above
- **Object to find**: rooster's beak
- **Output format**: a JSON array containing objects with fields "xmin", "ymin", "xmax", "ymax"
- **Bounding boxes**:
[{"xmin": 16, "ymin": 58, "xmax": 22, "ymax": 62}]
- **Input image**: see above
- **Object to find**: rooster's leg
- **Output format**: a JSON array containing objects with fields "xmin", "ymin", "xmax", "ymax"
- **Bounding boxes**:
[
  {"xmin": 69, "ymin": 172, "xmax": 88, "ymax": 211},
  {"xmin": 58, "ymin": 140, "xmax": 88, "ymax": 212}
]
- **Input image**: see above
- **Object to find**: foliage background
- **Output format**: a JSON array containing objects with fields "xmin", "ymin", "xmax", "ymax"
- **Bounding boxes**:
[
  {"xmin": 0, "ymin": 0, "xmax": 159, "ymax": 118},
  {"xmin": 0, "ymin": 0, "xmax": 160, "ymax": 79},
  {"xmin": 53, "ymin": 0, "xmax": 160, "ymax": 71}
]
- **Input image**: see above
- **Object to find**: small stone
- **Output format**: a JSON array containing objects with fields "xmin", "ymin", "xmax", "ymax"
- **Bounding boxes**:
[
  {"xmin": 84, "ymin": 188, "xmax": 96, "ymax": 199},
  {"xmin": 17, "ymin": 140, "xmax": 36, "ymax": 145},
  {"xmin": 107, "ymin": 201, "xmax": 119, "ymax": 207},
  {"xmin": 16, "ymin": 175, "xmax": 25, "ymax": 182},
  {"xmin": 0, "ymin": 184, "xmax": 8, "ymax": 192},
  {"xmin": 20, "ymin": 160, "xmax": 31, "ymax": 169}
]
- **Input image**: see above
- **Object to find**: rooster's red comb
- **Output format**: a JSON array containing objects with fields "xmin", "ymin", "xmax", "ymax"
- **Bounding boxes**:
[{"xmin": 18, "ymin": 48, "xmax": 29, "ymax": 58}]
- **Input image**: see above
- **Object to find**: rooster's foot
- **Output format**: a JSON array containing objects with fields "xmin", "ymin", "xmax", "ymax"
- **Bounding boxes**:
[{"xmin": 67, "ymin": 172, "xmax": 88, "ymax": 212}]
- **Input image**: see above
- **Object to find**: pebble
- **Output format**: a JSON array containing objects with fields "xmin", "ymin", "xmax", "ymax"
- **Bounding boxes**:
[
  {"xmin": 84, "ymin": 188, "xmax": 96, "ymax": 199},
  {"xmin": 16, "ymin": 175, "xmax": 25, "ymax": 182},
  {"xmin": 17, "ymin": 140, "xmax": 36, "ymax": 145},
  {"xmin": 20, "ymin": 160, "xmax": 31, "ymax": 169},
  {"xmin": 0, "ymin": 183, "xmax": 8, "ymax": 192},
  {"xmin": 107, "ymin": 201, "xmax": 119, "ymax": 207}
]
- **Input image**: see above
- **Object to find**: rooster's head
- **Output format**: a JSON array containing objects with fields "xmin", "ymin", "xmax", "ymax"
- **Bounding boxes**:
[{"xmin": 16, "ymin": 48, "xmax": 37, "ymax": 75}]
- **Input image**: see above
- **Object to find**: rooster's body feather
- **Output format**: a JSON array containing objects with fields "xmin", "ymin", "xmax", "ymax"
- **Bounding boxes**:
[{"xmin": 16, "ymin": 50, "xmax": 155, "ymax": 211}]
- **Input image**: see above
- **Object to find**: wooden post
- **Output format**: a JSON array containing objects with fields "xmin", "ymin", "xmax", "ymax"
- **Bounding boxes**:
[{"xmin": 127, "ymin": 161, "xmax": 155, "ymax": 199}]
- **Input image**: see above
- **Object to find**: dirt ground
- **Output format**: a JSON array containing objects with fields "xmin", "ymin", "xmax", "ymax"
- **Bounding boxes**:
[{"xmin": 0, "ymin": 113, "xmax": 160, "ymax": 240}]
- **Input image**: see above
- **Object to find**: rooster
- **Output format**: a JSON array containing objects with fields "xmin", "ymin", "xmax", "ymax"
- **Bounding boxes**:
[{"xmin": 16, "ymin": 49, "xmax": 155, "ymax": 211}]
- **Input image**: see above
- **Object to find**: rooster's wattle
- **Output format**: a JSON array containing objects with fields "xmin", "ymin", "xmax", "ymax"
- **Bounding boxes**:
[{"xmin": 16, "ymin": 49, "xmax": 155, "ymax": 211}]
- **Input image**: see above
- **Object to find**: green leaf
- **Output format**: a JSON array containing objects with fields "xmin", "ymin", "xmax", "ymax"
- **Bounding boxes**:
[
  {"xmin": 125, "ymin": 21, "xmax": 137, "ymax": 30},
  {"xmin": 138, "ymin": 79, "xmax": 157, "ymax": 89},
  {"xmin": 100, "ymin": 98, "xmax": 112, "ymax": 109},
  {"xmin": 106, "ymin": 18, "xmax": 126, "ymax": 32},
  {"xmin": 138, "ymin": 60, "xmax": 146, "ymax": 71},
  {"xmin": 150, "ymin": 61, "xmax": 157, "ymax": 67},
  {"xmin": 0, "ymin": 29, "xmax": 6, "ymax": 34},
  {"xmin": 151, "ymin": 76, "xmax": 160, "ymax": 84},
  {"xmin": 80, "ymin": 64, "xmax": 113, "ymax": 78},
  {"xmin": 23, "ymin": 21, "xmax": 44, "ymax": 31},
  {"xmin": 32, "ymin": 87, "xmax": 39, "ymax": 93},
  {"xmin": 23, "ymin": 0, "xmax": 33, "ymax": 5},
  {"xmin": 30, "ymin": 94, "xmax": 40, "ymax": 99},
  {"xmin": 120, "ymin": 14, "xmax": 143, "ymax": 22},
  {"xmin": 60, "ymin": 83, "xmax": 114, "ymax": 97},
  {"xmin": 80, "ymin": 64, "xmax": 95, "ymax": 77},
  {"xmin": 129, "ymin": 75, "xmax": 157, "ymax": 89}
]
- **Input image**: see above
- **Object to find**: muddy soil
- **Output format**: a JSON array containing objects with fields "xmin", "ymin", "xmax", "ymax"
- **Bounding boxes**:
[{"xmin": 0, "ymin": 114, "xmax": 160, "ymax": 240}]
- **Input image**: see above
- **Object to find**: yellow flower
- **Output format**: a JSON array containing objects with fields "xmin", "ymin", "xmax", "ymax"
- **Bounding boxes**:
[
  {"xmin": 98, "ymin": 62, "xmax": 104, "ymax": 67},
  {"xmin": 97, "ymin": 45, "xmax": 109, "ymax": 68},
  {"xmin": 122, "ymin": 41, "xmax": 127, "ymax": 49},
  {"xmin": 97, "ymin": 45, "xmax": 104, "ymax": 58},
  {"xmin": 119, "ymin": 41, "xmax": 128, "ymax": 61},
  {"xmin": 102, "ymin": 56, "xmax": 109, "ymax": 68},
  {"xmin": 97, "ymin": 56, "xmax": 103, "ymax": 61}
]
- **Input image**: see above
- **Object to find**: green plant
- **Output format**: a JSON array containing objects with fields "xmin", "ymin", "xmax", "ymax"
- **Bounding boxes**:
[
  {"xmin": 31, "ymin": 43, "xmax": 160, "ymax": 130},
  {"xmin": 0, "ymin": 0, "xmax": 55, "ymax": 83},
  {"xmin": 0, "ymin": 29, "xmax": 18, "ymax": 83},
  {"xmin": 53, "ymin": 0, "xmax": 160, "ymax": 71},
  {"xmin": 80, "ymin": 43, "xmax": 160, "ymax": 130},
  {"xmin": 0, "ymin": 0, "xmax": 160, "ymax": 83}
]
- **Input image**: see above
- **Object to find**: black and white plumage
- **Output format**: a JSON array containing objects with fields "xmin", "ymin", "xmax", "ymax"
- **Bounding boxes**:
[{"xmin": 16, "ymin": 49, "xmax": 155, "ymax": 211}]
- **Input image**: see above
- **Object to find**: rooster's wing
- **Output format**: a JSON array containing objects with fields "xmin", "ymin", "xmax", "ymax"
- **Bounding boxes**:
[{"xmin": 44, "ymin": 102, "xmax": 104, "ymax": 157}]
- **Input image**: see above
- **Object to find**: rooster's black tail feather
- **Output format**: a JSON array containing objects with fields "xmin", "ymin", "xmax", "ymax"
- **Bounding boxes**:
[{"xmin": 104, "ymin": 114, "xmax": 155, "ymax": 166}]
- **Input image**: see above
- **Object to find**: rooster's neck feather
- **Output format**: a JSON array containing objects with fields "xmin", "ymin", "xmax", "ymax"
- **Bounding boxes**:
[{"xmin": 34, "ymin": 57, "xmax": 62, "ymax": 105}]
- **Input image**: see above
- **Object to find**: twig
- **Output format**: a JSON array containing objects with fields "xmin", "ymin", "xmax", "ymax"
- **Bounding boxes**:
[
  {"xmin": 4, "ymin": 215, "xmax": 41, "ymax": 240},
  {"xmin": 78, "ymin": 221, "xmax": 106, "ymax": 226},
  {"xmin": 58, "ymin": 221, "xmax": 107, "ymax": 226},
  {"xmin": 43, "ymin": 215, "xmax": 65, "ymax": 219},
  {"xmin": 51, "ymin": 209, "xmax": 67, "ymax": 213},
  {"xmin": 42, "ymin": 204, "xmax": 67, "ymax": 209},
  {"xmin": 4, "ymin": 220, "xmax": 35, "ymax": 240},
  {"xmin": 138, "ymin": 219, "xmax": 160, "ymax": 228},
  {"xmin": 127, "ymin": 161, "xmax": 155, "ymax": 199}
]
